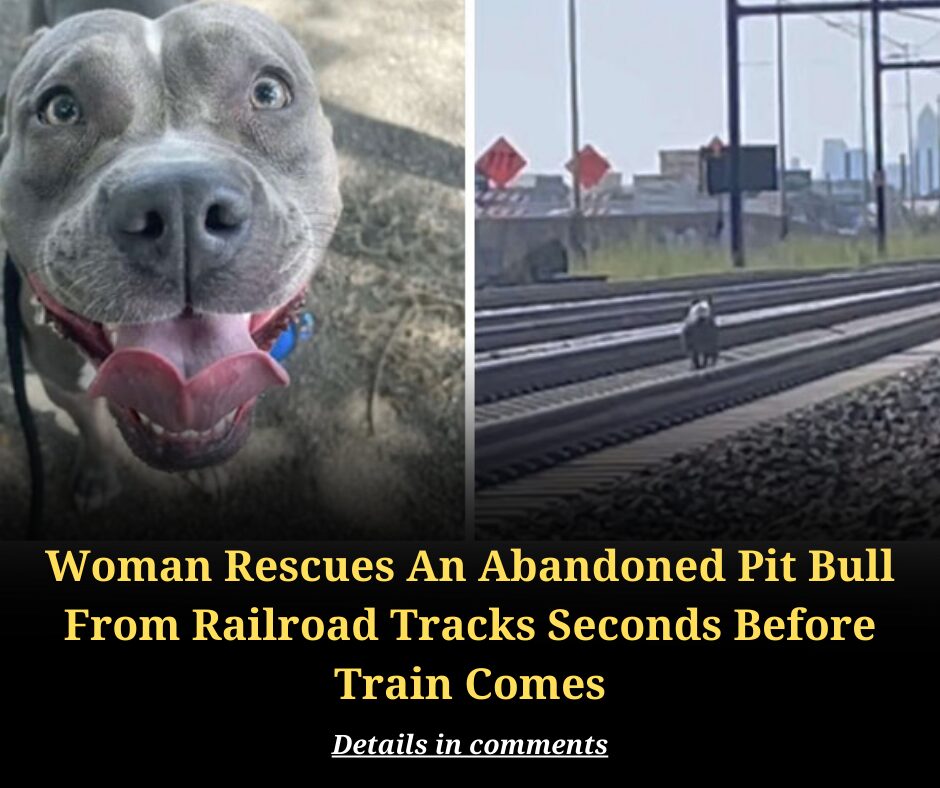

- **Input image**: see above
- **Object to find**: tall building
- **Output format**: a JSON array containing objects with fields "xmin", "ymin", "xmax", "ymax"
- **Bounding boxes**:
[
  {"xmin": 915, "ymin": 103, "xmax": 939, "ymax": 195},
  {"xmin": 821, "ymin": 138, "xmax": 849, "ymax": 181},
  {"xmin": 847, "ymin": 149, "xmax": 866, "ymax": 181},
  {"xmin": 819, "ymin": 140, "xmax": 870, "ymax": 184}
]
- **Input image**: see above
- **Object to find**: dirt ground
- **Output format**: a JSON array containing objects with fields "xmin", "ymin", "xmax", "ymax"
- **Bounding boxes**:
[{"xmin": 0, "ymin": 0, "xmax": 465, "ymax": 538}]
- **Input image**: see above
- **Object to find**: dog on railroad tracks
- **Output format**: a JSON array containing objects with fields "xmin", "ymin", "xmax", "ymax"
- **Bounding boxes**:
[
  {"xmin": 1, "ymin": 1, "xmax": 341, "ymax": 511},
  {"xmin": 680, "ymin": 295, "xmax": 719, "ymax": 371}
]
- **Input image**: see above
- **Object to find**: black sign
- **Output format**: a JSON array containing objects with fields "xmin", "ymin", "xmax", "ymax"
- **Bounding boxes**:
[{"xmin": 702, "ymin": 145, "xmax": 778, "ymax": 195}]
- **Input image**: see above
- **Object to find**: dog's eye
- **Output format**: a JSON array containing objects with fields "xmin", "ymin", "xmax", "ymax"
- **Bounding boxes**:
[
  {"xmin": 250, "ymin": 75, "xmax": 291, "ymax": 110},
  {"xmin": 39, "ymin": 91, "xmax": 82, "ymax": 126}
]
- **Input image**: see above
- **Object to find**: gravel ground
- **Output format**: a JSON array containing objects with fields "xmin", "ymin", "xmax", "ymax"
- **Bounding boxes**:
[
  {"xmin": 0, "ymin": 0, "xmax": 465, "ymax": 539},
  {"xmin": 477, "ymin": 358, "xmax": 940, "ymax": 540}
]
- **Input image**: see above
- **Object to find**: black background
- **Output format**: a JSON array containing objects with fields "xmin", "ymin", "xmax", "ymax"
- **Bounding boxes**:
[{"xmin": 3, "ymin": 541, "xmax": 936, "ymax": 768}]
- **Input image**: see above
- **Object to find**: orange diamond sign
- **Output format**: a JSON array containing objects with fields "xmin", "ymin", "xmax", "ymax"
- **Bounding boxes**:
[
  {"xmin": 476, "ymin": 137, "xmax": 527, "ymax": 189},
  {"xmin": 566, "ymin": 144, "xmax": 611, "ymax": 189}
]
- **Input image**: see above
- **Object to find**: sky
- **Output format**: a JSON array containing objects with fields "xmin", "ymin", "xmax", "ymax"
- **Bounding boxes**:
[{"xmin": 475, "ymin": 0, "xmax": 940, "ymax": 181}]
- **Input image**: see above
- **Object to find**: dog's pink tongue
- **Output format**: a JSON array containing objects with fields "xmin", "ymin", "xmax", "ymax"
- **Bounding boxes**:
[{"xmin": 89, "ymin": 314, "xmax": 288, "ymax": 432}]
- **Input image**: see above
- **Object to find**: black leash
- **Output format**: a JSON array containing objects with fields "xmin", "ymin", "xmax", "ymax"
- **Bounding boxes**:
[{"xmin": 4, "ymin": 254, "xmax": 43, "ymax": 537}]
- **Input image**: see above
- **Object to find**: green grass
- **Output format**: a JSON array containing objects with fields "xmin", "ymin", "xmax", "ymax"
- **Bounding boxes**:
[{"xmin": 584, "ymin": 232, "xmax": 940, "ymax": 282}]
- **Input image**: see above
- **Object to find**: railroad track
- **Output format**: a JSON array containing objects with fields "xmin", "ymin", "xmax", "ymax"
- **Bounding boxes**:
[
  {"xmin": 476, "ymin": 279, "xmax": 940, "ymax": 402},
  {"xmin": 476, "ymin": 262, "xmax": 868, "ymax": 310},
  {"xmin": 475, "ymin": 300, "xmax": 940, "ymax": 488},
  {"xmin": 477, "ymin": 263, "xmax": 940, "ymax": 351}
]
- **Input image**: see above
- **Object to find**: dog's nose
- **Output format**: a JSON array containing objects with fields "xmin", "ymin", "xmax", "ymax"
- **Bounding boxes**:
[{"xmin": 107, "ymin": 163, "xmax": 252, "ymax": 284}]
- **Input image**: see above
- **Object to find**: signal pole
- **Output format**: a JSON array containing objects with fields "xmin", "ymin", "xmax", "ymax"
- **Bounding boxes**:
[
  {"xmin": 859, "ymin": 12, "xmax": 871, "ymax": 219},
  {"xmin": 872, "ymin": 0, "xmax": 887, "ymax": 253},
  {"xmin": 568, "ymin": 0, "xmax": 584, "ymax": 259},
  {"xmin": 776, "ymin": 0, "xmax": 789, "ymax": 239},
  {"xmin": 904, "ymin": 43, "xmax": 916, "ymax": 209},
  {"xmin": 727, "ymin": 0, "xmax": 744, "ymax": 267},
  {"xmin": 936, "ymin": 94, "xmax": 940, "ymax": 197}
]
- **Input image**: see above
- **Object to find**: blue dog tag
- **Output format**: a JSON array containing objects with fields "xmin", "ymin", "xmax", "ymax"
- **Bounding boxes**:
[{"xmin": 270, "ymin": 312, "xmax": 316, "ymax": 362}]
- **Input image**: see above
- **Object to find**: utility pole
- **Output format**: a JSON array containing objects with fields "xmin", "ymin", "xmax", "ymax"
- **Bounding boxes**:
[
  {"xmin": 936, "ymin": 94, "xmax": 940, "ymax": 197},
  {"xmin": 727, "ymin": 0, "xmax": 744, "ymax": 267},
  {"xmin": 567, "ymin": 0, "xmax": 583, "ymax": 260},
  {"xmin": 859, "ymin": 11, "xmax": 871, "ymax": 222},
  {"xmin": 776, "ymin": 0, "xmax": 789, "ymax": 239},
  {"xmin": 904, "ymin": 43, "xmax": 916, "ymax": 209},
  {"xmin": 872, "ymin": 0, "xmax": 887, "ymax": 253}
]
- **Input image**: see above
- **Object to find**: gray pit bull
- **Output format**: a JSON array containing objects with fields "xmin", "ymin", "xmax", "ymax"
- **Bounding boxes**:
[
  {"xmin": 680, "ymin": 296, "xmax": 719, "ymax": 371},
  {"xmin": 0, "ymin": 1, "xmax": 341, "ymax": 509}
]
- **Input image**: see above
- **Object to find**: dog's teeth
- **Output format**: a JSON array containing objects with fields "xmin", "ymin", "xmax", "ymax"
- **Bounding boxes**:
[
  {"xmin": 140, "ymin": 412, "xmax": 237, "ymax": 442},
  {"xmin": 197, "ymin": 410, "xmax": 236, "ymax": 439}
]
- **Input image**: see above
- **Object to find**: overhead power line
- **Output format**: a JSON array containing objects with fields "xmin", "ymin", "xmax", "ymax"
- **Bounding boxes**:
[
  {"xmin": 895, "ymin": 8, "xmax": 940, "ymax": 24},
  {"xmin": 778, "ymin": 0, "xmax": 930, "ymax": 50}
]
